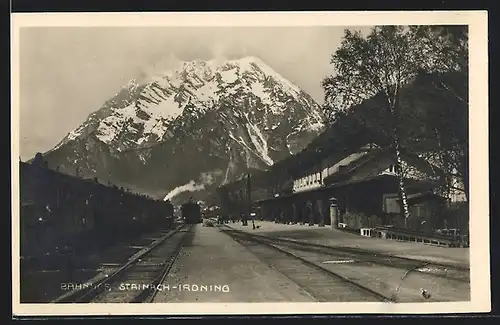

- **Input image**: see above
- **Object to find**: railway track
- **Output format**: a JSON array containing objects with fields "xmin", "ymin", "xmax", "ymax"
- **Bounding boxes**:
[
  {"xmin": 219, "ymin": 226, "xmax": 393, "ymax": 303},
  {"xmin": 53, "ymin": 224, "xmax": 193, "ymax": 303},
  {"xmin": 218, "ymin": 225, "xmax": 469, "ymax": 283}
]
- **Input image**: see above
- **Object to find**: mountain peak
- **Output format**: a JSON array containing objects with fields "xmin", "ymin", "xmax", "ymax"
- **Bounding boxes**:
[
  {"xmin": 141, "ymin": 56, "xmax": 274, "ymax": 85},
  {"xmin": 44, "ymin": 55, "xmax": 325, "ymax": 201}
]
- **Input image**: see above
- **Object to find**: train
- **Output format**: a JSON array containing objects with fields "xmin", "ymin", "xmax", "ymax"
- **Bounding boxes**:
[
  {"xmin": 19, "ymin": 159, "xmax": 175, "ymax": 259},
  {"xmin": 181, "ymin": 201, "xmax": 202, "ymax": 224}
]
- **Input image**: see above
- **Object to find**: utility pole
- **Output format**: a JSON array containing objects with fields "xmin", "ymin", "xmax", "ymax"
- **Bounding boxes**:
[
  {"xmin": 242, "ymin": 173, "xmax": 250, "ymax": 227},
  {"xmin": 246, "ymin": 173, "xmax": 255, "ymax": 229}
]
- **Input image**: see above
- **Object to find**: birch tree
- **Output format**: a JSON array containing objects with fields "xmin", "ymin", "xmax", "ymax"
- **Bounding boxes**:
[{"xmin": 322, "ymin": 26, "xmax": 429, "ymax": 228}]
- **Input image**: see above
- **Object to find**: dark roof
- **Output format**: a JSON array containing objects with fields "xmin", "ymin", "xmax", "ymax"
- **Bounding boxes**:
[
  {"xmin": 322, "ymin": 146, "xmax": 445, "ymax": 185},
  {"xmin": 322, "ymin": 147, "xmax": 389, "ymax": 184}
]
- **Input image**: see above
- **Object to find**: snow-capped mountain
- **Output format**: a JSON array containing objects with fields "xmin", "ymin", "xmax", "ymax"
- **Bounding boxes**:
[{"xmin": 42, "ymin": 56, "xmax": 325, "ymax": 202}]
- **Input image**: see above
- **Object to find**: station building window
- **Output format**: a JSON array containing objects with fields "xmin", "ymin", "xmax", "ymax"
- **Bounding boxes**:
[{"xmin": 383, "ymin": 193, "xmax": 401, "ymax": 213}]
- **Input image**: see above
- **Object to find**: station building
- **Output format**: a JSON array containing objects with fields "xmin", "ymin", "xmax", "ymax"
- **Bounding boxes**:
[{"xmin": 217, "ymin": 140, "xmax": 468, "ymax": 234}]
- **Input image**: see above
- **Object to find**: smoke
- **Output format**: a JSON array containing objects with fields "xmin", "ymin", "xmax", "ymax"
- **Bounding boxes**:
[
  {"xmin": 163, "ymin": 180, "xmax": 205, "ymax": 201},
  {"xmin": 163, "ymin": 170, "xmax": 222, "ymax": 201}
]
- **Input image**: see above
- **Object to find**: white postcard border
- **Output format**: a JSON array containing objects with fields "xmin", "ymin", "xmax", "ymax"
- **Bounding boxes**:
[{"xmin": 11, "ymin": 10, "xmax": 490, "ymax": 316}]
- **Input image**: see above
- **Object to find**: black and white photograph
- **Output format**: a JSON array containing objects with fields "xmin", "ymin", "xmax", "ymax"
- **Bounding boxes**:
[{"xmin": 11, "ymin": 11, "xmax": 489, "ymax": 316}]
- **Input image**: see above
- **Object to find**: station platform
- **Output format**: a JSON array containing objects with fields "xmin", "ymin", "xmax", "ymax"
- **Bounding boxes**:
[
  {"xmin": 224, "ymin": 220, "xmax": 470, "ymax": 267},
  {"xmin": 152, "ymin": 224, "xmax": 316, "ymax": 303}
]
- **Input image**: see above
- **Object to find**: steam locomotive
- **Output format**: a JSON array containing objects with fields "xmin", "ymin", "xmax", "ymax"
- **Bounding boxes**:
[{"xmin": 181, "ymin": 201, "xmax": 202, "ymax": 224}]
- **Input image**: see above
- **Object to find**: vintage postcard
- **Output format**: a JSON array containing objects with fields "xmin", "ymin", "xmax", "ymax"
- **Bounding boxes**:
[{"xmin": 11, "ymin": 11, "xmax": 490, "ymax": 316}]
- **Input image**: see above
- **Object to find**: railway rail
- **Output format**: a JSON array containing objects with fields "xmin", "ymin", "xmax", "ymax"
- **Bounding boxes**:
[
  {"xmin": 53, "ymin": 224, "xmax": 193, "ymax": 303},
  {"xmin": 218, "ymin": 225, "xmax": 394, "ymax": 302},
  {"xmin": 218, "ymin": 224, "xmax": 469, "ymax": 283}
]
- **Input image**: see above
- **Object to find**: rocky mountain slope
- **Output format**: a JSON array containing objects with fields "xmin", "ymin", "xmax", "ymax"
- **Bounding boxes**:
[{"xmin": 42, "ymin": 56, "xmax": 325, "ymax": 203}]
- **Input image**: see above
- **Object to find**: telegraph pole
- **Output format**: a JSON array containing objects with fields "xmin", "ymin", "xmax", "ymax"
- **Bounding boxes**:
[{"xmin": 246, "ymin": 173, "xmax": 254, "ymax": 228}]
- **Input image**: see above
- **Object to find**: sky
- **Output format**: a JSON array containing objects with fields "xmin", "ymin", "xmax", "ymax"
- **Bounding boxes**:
[{"xmin": 18, "ymin": 26, "xmax": 372, "ymax": 160}]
